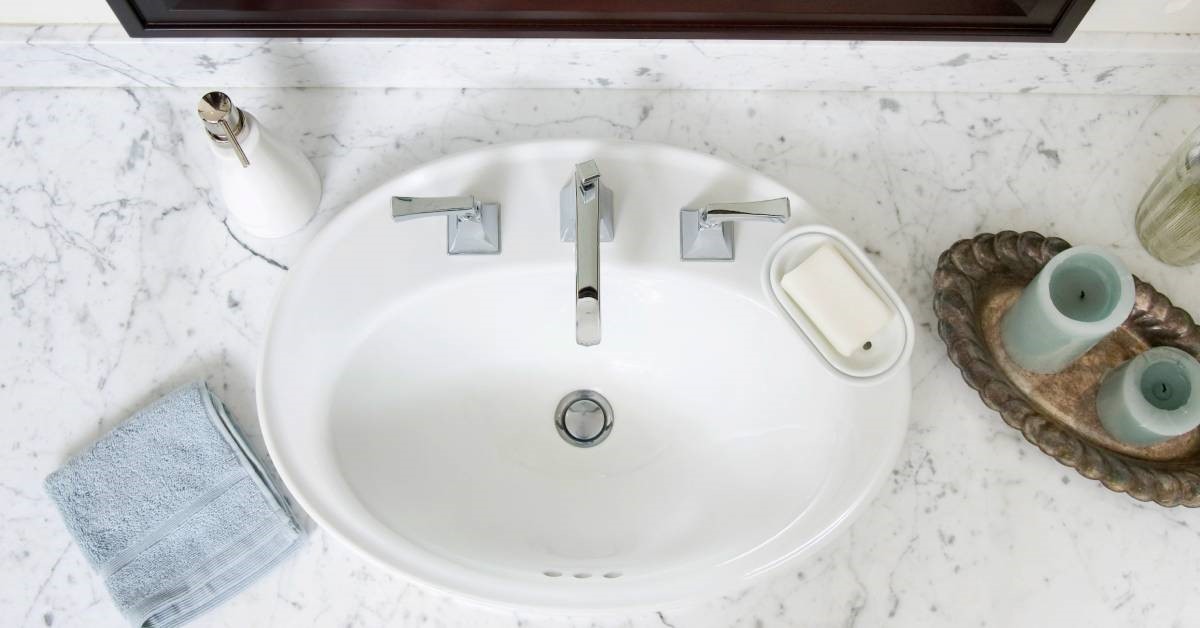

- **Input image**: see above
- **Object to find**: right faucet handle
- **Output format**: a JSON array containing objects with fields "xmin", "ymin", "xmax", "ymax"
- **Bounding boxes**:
[{"xmin": 680, "ymin": 197, "xmax": 790, "ymax": 261}]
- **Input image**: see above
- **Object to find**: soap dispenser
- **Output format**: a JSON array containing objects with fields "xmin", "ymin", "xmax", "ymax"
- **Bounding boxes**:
[{"xmin": 197, "ymin": 91, "xmax": 322, "ymax": 238}]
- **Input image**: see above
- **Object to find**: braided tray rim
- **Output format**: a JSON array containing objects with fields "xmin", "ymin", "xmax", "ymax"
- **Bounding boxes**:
[{"xmin": 933, "ymin": 231, "xmax": 1200, "ymax": 507}]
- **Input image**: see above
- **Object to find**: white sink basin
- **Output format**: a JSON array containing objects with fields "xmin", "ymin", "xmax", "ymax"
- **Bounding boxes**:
[{"xmin": 258, "ymin": 139, "xmax": 911, "ymax": 610}]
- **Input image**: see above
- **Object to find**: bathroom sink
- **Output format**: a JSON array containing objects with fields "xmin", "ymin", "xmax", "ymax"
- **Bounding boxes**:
[{"xmin": 258, "ymin": 139, "xmax": 911, "ymax": 610}]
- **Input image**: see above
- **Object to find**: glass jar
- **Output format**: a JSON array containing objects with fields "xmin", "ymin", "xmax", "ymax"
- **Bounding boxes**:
[{"xmin": 1135, "ymin": 124, "xmax": 1200, "ymax": 266}]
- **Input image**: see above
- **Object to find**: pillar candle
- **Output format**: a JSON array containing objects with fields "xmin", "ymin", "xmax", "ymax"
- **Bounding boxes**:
[
  {"xmin": 1000, "ymin": 246, "xmax": 1135, "ymax": 374},
  {"xmin": 1097, "ymin": 346, "xmax": 1200, "ymax": 446}
]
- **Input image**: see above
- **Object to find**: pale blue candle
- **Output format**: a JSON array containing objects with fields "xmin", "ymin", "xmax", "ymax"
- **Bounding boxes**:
[
  {"xmin": 1000, "ymin": 246, "xmax": 1135, "ymax": 374},
  {"xmin": 1097, "ymin": 347, "xmax": 1200, "ymax": 446}
]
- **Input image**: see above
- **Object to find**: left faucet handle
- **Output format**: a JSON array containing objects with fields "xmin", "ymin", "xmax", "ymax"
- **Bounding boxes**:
[{"xmin": 391, "ymin": 195, "xmax": 501, "ymax": 255}]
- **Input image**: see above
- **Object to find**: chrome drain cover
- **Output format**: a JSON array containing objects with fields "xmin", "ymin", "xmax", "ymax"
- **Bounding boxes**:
[{"xmin": 555, "ymin": 390, "xmax": 614, "ymax": 447}]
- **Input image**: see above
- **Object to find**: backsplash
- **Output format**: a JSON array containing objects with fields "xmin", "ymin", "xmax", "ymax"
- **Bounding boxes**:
[{"xmin": 3, "ymin": 25, "xmax": 1198, "ymax": 94}]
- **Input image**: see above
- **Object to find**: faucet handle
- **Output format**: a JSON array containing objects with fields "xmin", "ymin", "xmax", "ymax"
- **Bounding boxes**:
[
  {"xmin": 680, "ymin": 197, "xmax": 791, "ymax": 261},
  {"xmin": 391, "ymin": 195, "xmax": 501, "ymax": 255},
  {"xmin": 392, "ymin": 196, "xmax": 478, "ymax": 221},
  {"xmin": 698, "ymin": 198, "xmax": 790, "ymax": 227}
]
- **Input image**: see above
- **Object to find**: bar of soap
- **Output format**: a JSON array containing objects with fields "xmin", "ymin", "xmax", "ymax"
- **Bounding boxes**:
[{"xmin": 780, "ymin": 244, "xmax": 893, "ymax": 357}]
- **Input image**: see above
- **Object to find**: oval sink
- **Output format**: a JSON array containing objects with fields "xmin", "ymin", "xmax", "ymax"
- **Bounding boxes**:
[{"xmin": 258, "ymin": 139, "xmax": 911, "ymax": 610}]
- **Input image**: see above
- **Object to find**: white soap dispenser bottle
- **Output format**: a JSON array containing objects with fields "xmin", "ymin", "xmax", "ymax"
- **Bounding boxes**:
[{"xmin": 198, "ymin": 91, "xmax": 322, "ymax": 239}]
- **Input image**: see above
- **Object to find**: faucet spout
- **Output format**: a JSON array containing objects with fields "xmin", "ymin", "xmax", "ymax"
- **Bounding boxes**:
[
  {"xmin": 574, "ymin": 161, "xmax": 602, "ymax": 346},
  {"xmin": 560, "ymin": 160, "xmax": 613, "ymax": 347}
]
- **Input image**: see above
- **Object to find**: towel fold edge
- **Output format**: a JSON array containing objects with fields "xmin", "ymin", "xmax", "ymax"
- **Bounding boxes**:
[{"xmin": 199, "ymin": 382, "xmax": 298, "ymax": 524}]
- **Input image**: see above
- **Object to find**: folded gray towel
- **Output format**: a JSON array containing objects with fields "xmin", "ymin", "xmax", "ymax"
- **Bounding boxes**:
[{"xmin": 44, "ymin": 381, "xmax": 303, "ymax": 628}]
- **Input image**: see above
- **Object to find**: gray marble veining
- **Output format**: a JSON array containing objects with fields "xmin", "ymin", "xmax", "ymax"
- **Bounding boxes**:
[
  {"xmin": 1, "ymin": 26, "xmax": 1199, "ymax": 95},
  {"xmin": 2, "ymin": 86, "xmax": 1200, "ymax": 627}
]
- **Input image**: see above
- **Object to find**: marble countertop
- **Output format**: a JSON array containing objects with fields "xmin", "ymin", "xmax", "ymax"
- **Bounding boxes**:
[{"xmin": 3, "ymin": 86, "xmax": 1200, "ymax": 628}]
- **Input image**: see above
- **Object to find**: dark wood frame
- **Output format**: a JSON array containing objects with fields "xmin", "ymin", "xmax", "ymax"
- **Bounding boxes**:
[{"xmin": 106, "ymin": 0, "xmax": 1094, "ymax": 41}]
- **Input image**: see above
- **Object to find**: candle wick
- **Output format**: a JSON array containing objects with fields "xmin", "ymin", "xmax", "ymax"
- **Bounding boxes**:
[{"xmin": 1079, "ymin": 290, "xmax": 1086, "ymax": 300}]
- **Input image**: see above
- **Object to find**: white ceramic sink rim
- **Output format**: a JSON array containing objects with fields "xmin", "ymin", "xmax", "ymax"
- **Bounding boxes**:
[{"xmin": 257, "ymin": 139, "xmax": 911, "ymax": 611}]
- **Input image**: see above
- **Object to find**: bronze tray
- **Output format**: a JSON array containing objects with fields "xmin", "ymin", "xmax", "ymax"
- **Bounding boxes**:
[{"xmin": 933, "ymin": 231, "xmax": 1200, "ymax": 507}]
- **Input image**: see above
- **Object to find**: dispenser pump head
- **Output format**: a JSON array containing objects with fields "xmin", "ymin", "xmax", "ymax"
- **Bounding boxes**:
[{"xmin": 198, "ymin": 91, "xmax": 250, "ymax": 168}]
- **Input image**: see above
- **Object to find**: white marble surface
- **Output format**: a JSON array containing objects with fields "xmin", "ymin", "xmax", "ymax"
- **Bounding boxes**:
[
  {"xmin": 3, "ymin": 86, "xmax": 1200, "ymax": 628},
  {"xmin": 3, "ymin": 26, "xmax": 1200, "ymax": 95}
]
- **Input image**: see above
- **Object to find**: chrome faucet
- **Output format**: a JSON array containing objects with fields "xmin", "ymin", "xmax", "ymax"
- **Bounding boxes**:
[{"xmin": 560, "ymin": 161, "xmax": 614, "ymax": 346}]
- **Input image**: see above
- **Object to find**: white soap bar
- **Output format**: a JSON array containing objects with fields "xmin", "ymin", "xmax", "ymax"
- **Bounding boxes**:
[{"xmin": 780, "ymin": 244, "xmax": 893, "ymax": 357}]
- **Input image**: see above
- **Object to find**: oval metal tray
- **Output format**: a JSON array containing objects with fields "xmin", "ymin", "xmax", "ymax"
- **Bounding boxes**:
[{"xmin": 934, "ymin": 231, "xmax": 1200, "ymax": 507}]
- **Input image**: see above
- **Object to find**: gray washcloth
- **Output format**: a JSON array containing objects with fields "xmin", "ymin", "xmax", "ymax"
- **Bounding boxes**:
[{"xmin": 44, "ymin": 382, "xmax": 303, "ymax": 628}]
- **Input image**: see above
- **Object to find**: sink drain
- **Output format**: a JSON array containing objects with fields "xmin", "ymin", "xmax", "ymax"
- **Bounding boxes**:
[{"xmin": 555, "ymin": 390, "xmax": 614, "ymax": 448}]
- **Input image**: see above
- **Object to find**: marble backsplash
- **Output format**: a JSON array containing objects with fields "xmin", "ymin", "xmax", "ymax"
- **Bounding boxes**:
[{"xmin": 2, "ymin": 25, "xmax": 1199, "ymax": 94}]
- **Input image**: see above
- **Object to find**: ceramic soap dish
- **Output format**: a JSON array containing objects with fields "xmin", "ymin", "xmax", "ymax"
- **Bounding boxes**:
[
  {"xmin": 934, "ymin": 231, "xmax": 1200, "ymax": 507},
  {"xmin": 762, "ymin": 225, "xmax": 915, "ymax": 384}
]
